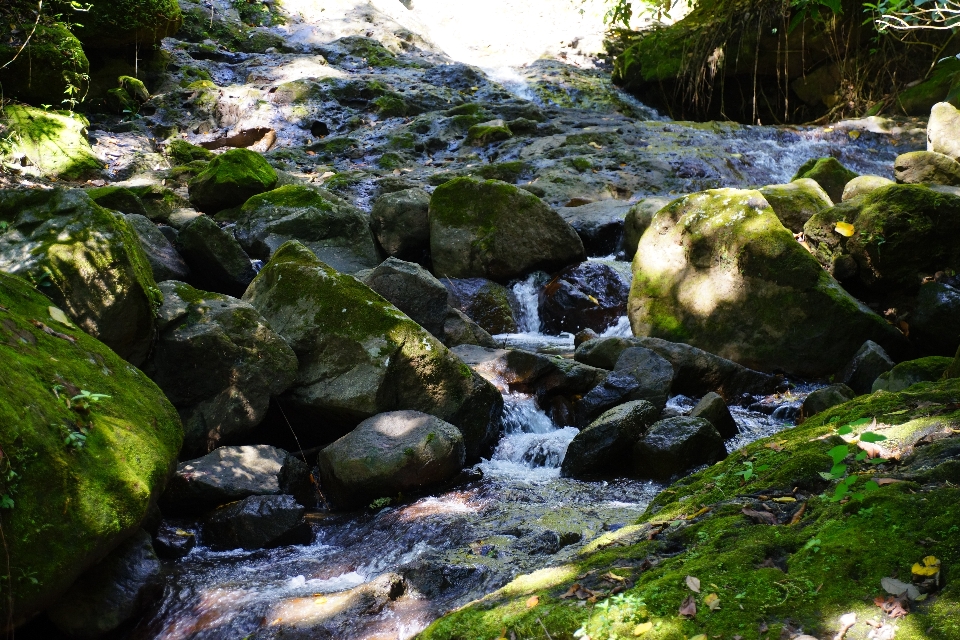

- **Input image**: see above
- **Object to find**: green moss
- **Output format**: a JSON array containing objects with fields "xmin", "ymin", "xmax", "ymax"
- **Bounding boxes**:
[
  {"xmin": 373, "ymin": 93, "xmax": 411, "ymax": 117},
  {"xmin": 792, "ymin": 157, "xmax": 858, "ymax": 202},
  {"xmin": 337, "ymin": 36, "xmax": 405, "ymax": 68},
  {"xmin": 0, "ymin": 272, "xmax": 182, "ymax": 626},
  {"xmin": 444, "ymin": 103, "xmax": 485, "ymax": 116},
  {"xmin": 872, "ymin": 356, "xmax": 953, "ymax": 392},
  {"xmin": 466, "ymin": 120, "xmax": 513, "ymax": 145},
  {"xmin": 387, "ymin": 132, "xmax": 416, "ymax": 150},
  {"xmin": 188, "ymin": 148, "xmax": 279, "ymax": 212},
  {"xmin": 378, "ymin": 152, "xmax": 408, "ymax": 170},
  {"xmin": 0, "ymin": 22, "xmax": 88, "ymax": 106},
  {"xmin": 471, "ymin": 161, "xmax": 534, "ymax": 183},
  {"xmin": 896, "ymin": 58, "xmax": 960, "ymax": 116},
  {"xmin": 0, "ymin": 105, "xmax": 102, "ymax": 180},
  {"xmin": 85, "ymin": 186, "xmax": 146, "ymax": 216},
  {"xmin": 567, "ymin": 156, "xmax": 593, "ymax": 172},
  {"xmin": 166, "ymin": 139, "xmax": 215, "ymax": 165},
  {"xmin": 323, "ymin": 171, "xmax": 366, "ymax": 194}
]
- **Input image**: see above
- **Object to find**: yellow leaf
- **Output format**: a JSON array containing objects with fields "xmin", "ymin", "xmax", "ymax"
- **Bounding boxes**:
[
  {"xmin": 704, "ymin": 593, "xmax": 721, "ymax": 611},
  {"xmin": 848, "ymin": 130, "xmax": 861, "ymax": 140},
  {"xmin": 835, "ymin": 221, "xmax": 855, "ymax": 237},
  {"xmin": 48, "ymin": 306, "xmax": 74, "ymax": 328},
  {"xmin": 588, "ymin": 295, "xmax": 599, "ymax": 305},
  {"xmin": 633, "ymin": 621, "xmax": 654, "ymax": 635},
  {"xmin": 912, "ymin": 556, "xmax": 941, "ymax": 577},
  {"xmin": 526, "ymin": 595, "xmax": 539, "ymax": 608},
  {"xmin": 773, "ymin": 497, "xmax": 797, "ymax": 503}
]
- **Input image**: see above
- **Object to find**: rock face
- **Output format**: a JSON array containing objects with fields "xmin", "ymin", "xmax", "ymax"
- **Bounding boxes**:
[
  {"xmin": 176, "ymin": 215, "xmax": 258, "ymax": 297},
  {"xmin": 0, "ymin": 105, "xmax": 102, "ymax": 181},
  {"xmin": 0, "ymin": 272, "xmax": 181, "ymax": 627},
  {"xmin": 444, "ymin": 277, "xmax": 518, "ymax": 334},
  {"xmin": 628, "ymin": 188, "xmax": 907, "ymax": 377},
  {"xmin": 188, "ymin": 149, "xmax": 279, "ymax": 213},
  {"xmin": 0, "ymin": 188, "xmax": 159, "ymax": 365},
  {"xmin": 243, "ymin": 241, "xmax": 502, "ymax": 459},
  {"xmin": 46, "ymin": 530, "xmax": 160, "ymax": 638},
  {"xmin": 145, "ymin": 281, "xmax": 297, "ymax": 456},
  {"xmin": 539, "ymin": 261, "xmax": 629, "ymax": 335},
  {"xmin": 894, "ymin": 150, "xmax": 960, "ymax": 186},
  {"xmin": 556, "ymin": 199, "xmax": 632, "ymax": 256},
  {"xmin": 758, "ymin": 179, "xmax": 833, "ymax": 232},
  {"xmin": 622, "ymin": 196, "xmax": 673, "ymax": 259},
  {"xmin": 371, "ymin": 188, "xmax": 431, "ymax": 263},
  {"xmin": 202, "ymin": 495, "xmax": 310, "ymax": 551},
  {"xmin": 688, "ymin": 392, "xmax": 738, "ymax": 439},
  {"xmin": 235, "ymin": 185, "xmax": 381, "ymax": 273},
  {"xmin": 429, "ymin": 177, "xmax": 585, "ymax": 281},
  {"xmin": 799, "ymin": 384, "xmax": 856, "ymax": 422},
  {"xmin": 632, "ymin": 416, "xmax": 727, "ymax": 481},
  {"xmin": 318, "ymin": 411, "xmax": 466, "ymax": 510},
  {"xmin": 804, "ymin": 185, "xmax": 960, "ymax": 294},
  {"xmin": 161, "ymin": 445, "xmax": 311, "ymax": 514},
  {"xmin": 792, "ymin": 157, "xmax": 858, "ymax": 203},
  {"xmin": 872, "ymin": 357, "xmax": 953, "ymax": 393},
  {"xmin": 911, "ymin": 282, "xmax": 960, "ymax": 356},
  {"xmin": 927, "ymin": 102, "xmax": 960, "ymax": 160},
  {"xmin": 838, "ymin": 340, "xmax": 895, "ymax": 395},
  {"xmin": 579, "ymin": 346, "xmax": 674, "ymax": 420},
  {"xmin": 561, "ymin": 400, "xmax": 659, "ymax": 478},
  {"xmin": 125, "ymin": 213, "xmax": 191, "ymax": 282}
]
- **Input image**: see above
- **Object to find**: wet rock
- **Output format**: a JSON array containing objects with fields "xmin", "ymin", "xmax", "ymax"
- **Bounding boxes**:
[
  {"xmin": 244, "ymin": 241, "xmax": 502, "ymax": 460},
  {"xmin": 453, "ymin": 345, "xmax": 608, "ymax": 398},
  {"xmin": 202, "ymin": 494, "xmax": 310, "ymax": 551},
  {"xmin": 153, "ymin": 523, "xmax": 196, "ymax": 559},
  {"xmin": 442, "ymin": 307, "xmax": 498, "ymax": 348},
  {"xmin": 444, "ymin": 277, "xmax": 518, "ymax": 334},
  {"xmin": 467, "ymin": 119, "xmax": 513, "ymax": 145},
  {"xmin": 632, "ymin": 417, "xmax": 727, "ymax": 481},
  {"xmin": 88, "ymin": 186, "xmax": 148, "ymax": 216},
  {"xmin": 233, "ymin": 185, "xmax": 380, "ymax": 273},
  {"xmin": 872, "ymin": 357, "xmax": 953, "ymax": 393},
  {"xmin": 188, "ymin": 148, "xmax": 279, "ymax": 213},
  {"xmin": 318, "ymin": 411, "xmax": 466, "ymax": 510},
  {"xmin": 514, "ymin": 528, "xmax": 580, "ymax": 555},
  {"xmin": 629, "ymin": 188, "xmax": 907, "ymax": 377},
  {"xmin": 176, "ymin": 214, "xmax": 257, "ymax": 297},
  {"xmin": 579, "ymin": 347, "xmax": 673, "ymax": 420},
  {"xmin": 838, "ymin": 340, "xmax": 895, "ymax": 395},
  {"xmin": 622, "ymin": 196, "xmax": 674, "ymax": 259},
  {"xmin": 166, "ymin": 139, "xmax": 216, "ymax": 165},
  {"xmin": 799, "ymin": 384, "xmax": 856, "ymax": 422},
  {"xmin": 688, "ymin": 392, "xmax": 738, "ymax": 439},
  {"xmin": 124, "ymin": 213, "xmax": 191, "ymax": 282},
  {"xmin": 160, "ymin": 444, "xmax": 311, "ymax": 514},
  {"xmin": 842, "ymin": 175, "xmax": 895, "ymax": 201},
  {"xmin": 927, "ymin": 102, "xmax": 960, "ymax": 160},
  {"xmin": 556, "ymin": 199, "xmax": 632, "ymax": 256},
  {"xmin": 792, "ymin": 157, "xmax": 858, "ymax": 203},
  {"xmin": 0, "ymin": 105, "xmax": 102, "ymax": 181},
  {"xmin": 804, "ymin": 184, "xmax": 960, "ymax": 294},
  {"xmin": 47, "ymin": 530, "xmax": 161, "ymax": 638},
  {"xmin": 561, "ymin": 400, "xmax": 659, "ymax": 478},
  {"xmin": 758, "ymin": 178, "xmax": 833, "ymax": 232},
  {"xmin": 894, "ymin": 150, "xmax": 960, "ymax": 186},
  {"xmin": 911, "ymin": 282, "xmax": 960, "ymax": 356},
  {"xmin": 539, "ymin": 261, "xmax": 629, "ymax": 335},
  {"xmin": 575, "ymin": 328, "xmax": 600, "ymax": 347},
  {"xmin": 429, "ymin": 177, "xmax": 585, "ymax": 281},
  {"xmin": 145, "ymin": 281, "xmax": 297, "ymax": 456},
  {"xmin": 362, "ymin": 257, "xmax": 450, "ymax": 337},
  {"xmin": 371, "ymin": 188, "xmax": 431, "ymax": 264},
  {"xmin": 0, "ymin": 188, "xmax": 158, "ymax": 364}
]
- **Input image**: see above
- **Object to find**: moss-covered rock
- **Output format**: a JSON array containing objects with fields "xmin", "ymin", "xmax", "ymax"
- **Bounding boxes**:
[
  {"xmin": 0, "ymin": 22, "xmax": 88, "ymax": 106},
  {"xmin": 0, "ymin": 272, "xmax": 181, "ymax": 628},
  {"xmin": 895, "ymin": 58, "xmax": 960, "ymax": 116},
  {"xmin": 0, "ymin": 188, "xmax": 159, "ymax": 365},
  {"xmin": 86, "ymin": 186, "xmax": 148, "ymax": 216},
  {"xmin": 188, "ymin": 149, "xmax": 278, "ymax": 213},
  {"xmin": 466, "ymin": 119, "xmax": 513, "ymax": 145},
  {"xmin": 894, "ymin": 150, "xmax": 960, "ymax": 186},
  {"xmin": 871, "ymin": 356, "xmax": 953, "ymax": 393},
  {"xmin": 71, "ymin": 0, "xmax": 182, "ymax": 49},
  {"xmin": 0, "ymin": 105, "xmax": 102, "ymax": 180},
  {"xmin": 758, "ymin": 178, "xmax": 833, "ymax": 232},
  {"xmin": 622, "ymin": 196, "xmax": 674, "ymax": 260},
  {"xmin": 243, "ymin": 241, "xmax": 502, "ymax": 460},
  {"xmin": 792, "ymin": 157, "xmax": 858, "ymax": 203},
  {"xmin": 628, "ymin": 188, "xmax": 907, "ymax": 377},
  {"xmin": 371, "ymin": 188, "xmax": 431, "ymax": 264},
  {"xmin": 444, "ymin": 277, "xmax": 518, "ymax": 335},
  {"xmin": 429, "ymin": 177, "xmax": 585, "ymax": 281},
  {"xmin": 841, "ymin": 175, "xmax": 894, "ymax": 201},
  {"xmin": 166, "ymin": 139, "xmax": 215, "ymax": 165},
  {"xmin": 911, "ymin": 281, "xmax": 960, "ymax": 356},
  {"xmin": 803, "ymin": 184, "xmax": 960, "ymax": 294}
]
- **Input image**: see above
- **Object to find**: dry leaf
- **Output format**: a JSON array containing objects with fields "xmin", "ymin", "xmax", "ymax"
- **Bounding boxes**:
[
  {"xmin": 603, "ymin": 572, "xmax": 626, "ymax": 583},
  {"xmin": 742, "ymin": 507, "xmax": 778, "ymax": 525},
  {"xmin": 48, "ymin": 306, "xmax": 74, "ymax": 328},
  {"xmin": 685, "ymin": 575, "xmax": 701, "ymax": 593},
  {"xmin": 876, "ymin": 478, "xmax": 903, "ymax": 486},
  {"xmin": 559, "ymin": 583, "xmax": 581, "ymax": 599},
  {"xmin": 525, "ymin": 595, "xmax": 539, "ymax": 608},
  {"xmin": 689, "ymin": 635, "xmax": 708, "ymax": 640},
  {"xmin": 766, "ymin": 442, "xmax": 784, "ymax": 452},
  {"xmin": 772, "ymin": 496, "xmax": 796, "ymax": 503},
  {"xmin": 633, "ymin": 621, "xmax": 653, "ymax": 636},
  {"xmin": 704, "ymin": 593, "xmax": 721, "ymax": 611},
  {"xmin": 679, "ymin": 594, "xmax": 697, "ymax": 617},
  {"xmin": 835, "ymin": 221, "xmax": 855, "ymax": 237}
]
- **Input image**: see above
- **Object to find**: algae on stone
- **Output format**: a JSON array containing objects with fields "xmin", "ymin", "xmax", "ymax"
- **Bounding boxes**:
[
  {"xmin": 0, "ymin": 105, "xmax": 102, "ymax": 180},
  {"xmin": 188, "ymin": 148, "xmax": 278, "ymax": 213}
]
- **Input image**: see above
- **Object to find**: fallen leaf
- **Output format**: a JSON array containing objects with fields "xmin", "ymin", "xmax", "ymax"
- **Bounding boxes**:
[
  {"xmin": 602, "ymin": 572, "xmax": 627, "ymax": 583},
  {"xmin": 881, "ymin": 576, "xmax": 921, "ymax": 600},
  {"xmin": 849, "ymin": 130, "xmax": 861, "ymax": 140},
  {"xmin": 48, "ymin": 306, "xmax": 74, "ymax": 327},
  {"xmin": 789, "ymin": 502, "xmax": 808, "ymax": 525},
  {"xmin": 742, "ymin": 507, "xmax": 778, "ymax": 525},
  {"xmin": 559, "ymin": 583, "xmax": 581, "ymax": 599},
  {"xmin": 835, "ymin": 221, "xmax": 856, "ymax": 237},
  {"xmin": 766, "ymin": 442, "xmax": 785, "ymax": 452},
  {"xmin": 876, "ymin": 478, "xmax": 903, "ymax": 486},
  {"xmin": 912, "ymin": 555, "xmax": 940, "ymax": 577},
  {"xmin": 679, "ymin": 594, "xmax": 697, "ymax": 617},
  {"xmin": 704, "ymin": 593, "xmax": 721, "ymax": 611},
  {"xmin": 525, "ymin": 595, "xmax": 539, "ymax": 608},
  {"xmin": 773, "ymin": 496, "xmax": 797, "ymax": 503},
  {"xmin": 633, "ymin": 621, "xmax": 653, "ymax": 636},
  {"xmin": 31, "ymin": 320, "xmax": 76, "ymax": 343},
  {"xmin": 686, "ymin": 575, "xmax": 701, "ymax": 593},
  {"xmin": 874, "ymin": 595, "xmax": 909, "ymax": 618}
]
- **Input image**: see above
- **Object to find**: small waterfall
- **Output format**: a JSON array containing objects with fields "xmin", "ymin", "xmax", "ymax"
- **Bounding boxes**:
[
  {"xmin": 600, "ymin": 315, "xmax": 632, "ymax": 337},
  {"xmin": 510, "ymin": 274, "xmax": 542, "ymax": 334},
  {"xmin": 484, "ymin": 66, "xmax": 540, "ymax": 103}
]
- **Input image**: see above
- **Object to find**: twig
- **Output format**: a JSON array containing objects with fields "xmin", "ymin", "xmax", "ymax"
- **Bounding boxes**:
[{"xmin": 537, "ymin": 617, "xmax": 554, "ymax": 640}]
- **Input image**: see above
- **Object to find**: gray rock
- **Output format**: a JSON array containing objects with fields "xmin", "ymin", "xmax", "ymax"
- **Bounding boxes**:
[
  {"xmin": 556, "ymin": 199, "xmax": 632, "ymax": 256},
  {"xmin": 444, "ymin": 277, "xmax": 518, "ymax": 334},
  {"xmin": 841, "ymin": 175, "xmax": 895, "ymax": 201},
  {"xmin": 758, "ymin": 178, "xmax": 833, "ymax": 232},
  {"xmin": 371, "ymin": 187, "xmax": 431, "ymax": 263},
  {"xmin": 202, "ymin": 494, "xmax": 310, "ymax": 550},
  {"xmin": 838, "ymin": 340, "xmax": 895, "ymax": 395},
  {"xmin": 622, "ymin": 196, "xmax": 673, "ymax": 259},
  {"xmin": 453, "ymin": 345, "xmax": 608, "ymax": 399},
  {"xmin": 362, "ymin": 257, "xmax": 450, "ymax": 337},
  {"xmin": 47, "ymin": 530, "xmax": 160, "ymax": 638},
  {"xmin": 443, "ymin": 307, "xmax": 498, "ymax": 348},
  {"xmin": 153, "ymin": 523, "xmax": 196, "ymax": 559},
  {"xmin": 124, "ymin": 213, "xmax": 190, "ymax": 282},
  {"xmin": 160, "ymin": 444, "xmax": 312, "ymax": 514},
  {"xmin": 176, "ymin": 214, "xmax": 257, "ymax": 297},
  {"xmin": 561, "ymin": 400, "xmax": 659, "ymax": 478},
  {"xmin": 689, "ymin": 392, "xmax": 738, "ymax": 439},
  {"xmin": 632, "ymin": 417, "xmax": 727, "ymax": 481},
  {"xmin": 799, "ymin": 384, "xmax": 856, "ymax": 422},
  {"xmin": 579, "ymin": 347, "xmax": 673, "ymax": 420},
  {"xmin": 317, "ymin": 411, "xmax": 466, "ymax": 510},
  {"xmin": 912, "ymin": 282, "xmax": 960, "ymax": 356},
  {"xmin": 872, "ymin": 357, "xmax": 953, "ymax": 393},
  {"xmin": 145, "ymin": 281, "xmax": 298, "ymax": 456},
  {"xmin": 927, "ymin": 101, "xmax": 960, "ymax": 160},
  {"xmin": 894, "ymin": 150, "xmax": 960, "ymax": 186}
]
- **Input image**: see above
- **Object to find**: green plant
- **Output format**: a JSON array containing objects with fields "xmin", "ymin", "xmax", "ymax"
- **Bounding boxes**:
[
  {"xmin": 369, "ymin": 497, "xmax": 392, "ymax": 509},
  {"xmin": 819, "ymin": 418, "xmax": 886, "ymax": 502},
  {"xmin": 734, "ymin": 460, "xmax": 769, "ymax": 483},
  {"xmin": 63, "ymin": 430, "xmax": 86, "ymax": 450}
]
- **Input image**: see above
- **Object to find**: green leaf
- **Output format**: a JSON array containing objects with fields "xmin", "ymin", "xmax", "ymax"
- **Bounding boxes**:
[
  {"xmin": 848, "ymin": 418, "xmax": 872, "ymax": 427},
  {"xmin": 864, "ymin": 481, "xmax": 880, "ymax": 492},
  {"xmin": 0, "ymin": 495, "xmax": 13, "ymax": 509},
  {"xmin": 837, "ymin": 425, "xmax": 854, "ymax": 435},
  {"xmin": 829, "ymin": 445, "xmax": 850, "ymax": 465},
  {"xmin": 866, "ymin": 457, "xmax": 887, "ymax": 465},
  {"xmin": 855, "ymin": 451, "xmax": 868, "ymax": 461},
  {"xmin": 844, "ymin": 475, "xmax": 859, "ymax": 486},
  {"xmin": 830, "ymin": 463, "xmax": 849, "ymax": 477},
  {"xmin": 754, "ymin": 465, "xmax": 771, "ymax": 473},
  {"xmin": 860, "ymin": 432, "xmax": 887, "ymax": 443}
]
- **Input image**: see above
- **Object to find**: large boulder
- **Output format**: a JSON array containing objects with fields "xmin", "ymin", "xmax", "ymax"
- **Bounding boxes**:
[
  {"xmin": 556, "ymin": 199, "xmax": 632, "ymax": 256},
  {"xmin": 362, "ymin": 258, "xmax": 450, "ymax": 337},
  {"xmin": 70, "ymin": 0, "xmax": 182, "ymax": 49},
  {"xmin": 188, "ymin": 149, "xmax": 278, "ymax": 213},
  {"xmin": 927, "ymin": 102, "xmax": 960, "ymax": 160},
  {"xmin": 0, "ymin": 272, "xmax": 181, "ymax": 628},
  {"xmin": 429, "ymin": 177, "xmax": 585, "ymax": 281},
  {"xmin": 160, "ymin": 444, "xmax": 312, "ymax": 515},
  {"xmin": 0, "ymin": 23, "xmax": 88, "ymax": 106},
  {"xmin": 911, "ymin": 281, "xmax": 960, "ymax": 356},
  {"xmin": 145, "ymin": 281, "xmax": 297, "ymax": 455},
  {"xmin": 893, "ymin": 151, "xmax": 960, "ymax": 186},
  {"xmin": 804, "ymin": 184, "xmax": 960, "ymax": 294},
  {"xmin": 838, "ymin": 340, "xmax": 895, "ymax": 395},
  {"xmin": 629, "ymin": 188, "xmax": 907, "ymax": 377},
  {"xmin": 758, "ymin": 178, "xmax": 833, "ymax": 232},
  {"xmin": 1, "ymin": 105, "xmax": 101, "ymax": 182},
  {"xmin": 841, "ymin": 175, "xmax": 895, "ymax": 201},
  {"xmin": 176, "ymin": 214, "xmax": 257, "ymax": 297},
  {"xmin": 444, "ymin": 277, "xmax": 518, "ymax": 334},
  {"xmin": 124, "ymin": 213, "xmax": 190, "ymax": 282},
  {"xmin": 371, "ymin": 187, "xmax": 431, "ymax": 263},
  {"xmin": 622, "ymin": 196, "xmax": 673, "ymax": 260},
  {"xmin": 0, "ymin": 188, "xmax": 158, "ymax": 364},
  {"xmin": 243, "ymin": 241, "xmax": 502, "ymax": 460},
  {"xmin": 539, "ymin": 261, "xmax": 629, "ymax": 335},
  {"xmin": 202, "ymin": 495, "xmax": 310, "ymax": 551},
  {"xmin": 632, "ymin": 416, "xmax": 727, "ymax": 481},
  {"xmin": 798, "ymin": 383, "xmax": 856, "ymax": 422},
  {"xmin": 688, "ymin": 392, "xmax": 738, "ymax": 439},
  {"xmin": 560, "ymin": 400, "xmax": 659, "ymax": 478},
  {"xmin": 579, "ymin": 346, "xmax": 674, "ymax": 421},
  {"xmin": 441, "ymin": 307, "xmax": 498, "ymax": 349},
  {"xmin": 46, "ymin": 530, "xmax": 160, "ymax": 638},
  {"xmin": 872, "ymin": 356, "xmax": 953, "ymax": 393},
  {"xmin": 792, "ymin": 157, "xmax": 858, "ymax": 203},
  {"xmin": 234, "ymin": 185, "xmax": 380, "ymax": 273},
  {"xmin": 317, "ymin": 411, "xmax": 466, "ymax": 510}
]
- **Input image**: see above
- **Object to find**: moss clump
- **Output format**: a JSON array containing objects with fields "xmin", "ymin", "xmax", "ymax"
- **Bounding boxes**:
[
  {"xmin": 373, "ymin": 93, "xmax": 412, "ymax": 117},
  {"xmin": 896, "ymin": 57, "xmax": 960, "ymax": 116},
  {"xmin": 377, "ymin": 152, "xmax": 408, "ymax": 170},
  {"xmin": 166, "ymin": 139, "xmax": 215, "ymax": 165},
  {"xmin": 0, "ymin": 105, "xmax": 102, "ymax": 180},
  {"xmin": 0, "ymin": 22, "xmax": 88, "ymax": 106},
  {"xmin": 0, "ymin": 271, "xmax": 182, "ymax": 627},
  {"xmin": 188, "ymin": 148, "xmax": 278, "ymax": 212},
  {"xmin": 872, "ymin": 356, "xmax": 953, "ymax": 392},
  {"xmin": 792, "ymin": 157, "xmax": 859, "ymax": 203},
  {"xmin": 471, "ymin": 161, "xmax": 534, "ymax": 183},
  {"xmin": 86, "ymin": 186, "xmax": 147, "ymax": 216},
  {"xmin": 466, "ymin": 119, "xmax": 513, "ymax": 145}
]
